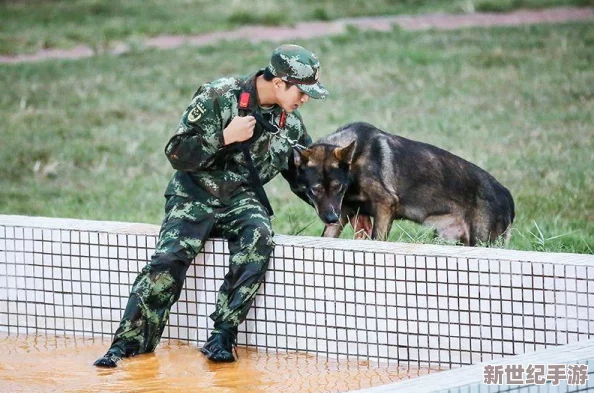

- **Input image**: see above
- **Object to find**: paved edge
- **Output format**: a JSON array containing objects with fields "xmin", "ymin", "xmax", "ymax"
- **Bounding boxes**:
[{"xmin": 1, "ymin": 7, "xmax": 592, "ymax": 64}]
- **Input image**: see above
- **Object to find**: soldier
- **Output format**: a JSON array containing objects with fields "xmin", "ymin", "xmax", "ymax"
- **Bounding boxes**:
[{"xmin": 94, "ymin": 44, "xmax": 327, "ymax": 367}]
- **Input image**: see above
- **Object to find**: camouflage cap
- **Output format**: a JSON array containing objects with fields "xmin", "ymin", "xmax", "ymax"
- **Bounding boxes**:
[{"xmin": 268, "ymin": 44, "xmax": 328, "ymax": 99}]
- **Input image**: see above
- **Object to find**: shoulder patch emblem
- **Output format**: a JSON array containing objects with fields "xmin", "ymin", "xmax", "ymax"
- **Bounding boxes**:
[
  {"xmin": 239, "ymin": 92, "xmax": 250, "ymax": 109},
  {"xmin": 279, "ymin": 110, "xmax": 287, "ymax": 128},
  {"xmin": 187, "ymin": 103, "xmax": 206, "ymax": 123}
]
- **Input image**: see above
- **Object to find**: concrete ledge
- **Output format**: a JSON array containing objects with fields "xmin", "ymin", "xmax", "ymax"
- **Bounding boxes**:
[
  {"xmin": 2, "ymin": 214, "xmax": 592, "ymax": 265},
  {"xmin": 1, "ymin": 214, "xmax": 593, "ymax": 370}
]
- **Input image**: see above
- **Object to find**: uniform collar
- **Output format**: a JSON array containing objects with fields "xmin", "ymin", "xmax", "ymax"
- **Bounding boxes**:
[{"xmin": 239, "ymin": 69, "xmax": 284, "ymax": 118}]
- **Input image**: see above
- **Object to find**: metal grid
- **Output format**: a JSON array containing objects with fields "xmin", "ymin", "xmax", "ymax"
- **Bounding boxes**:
[{"xmin": 1, "ymin": 218, "xmax": 593, "ymax": 369}]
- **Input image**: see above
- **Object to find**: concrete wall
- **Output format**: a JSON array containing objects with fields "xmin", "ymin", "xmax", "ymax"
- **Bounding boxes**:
[{"xmin": 1, "ymin": 215, "xmax": 593, "ymax": 368}]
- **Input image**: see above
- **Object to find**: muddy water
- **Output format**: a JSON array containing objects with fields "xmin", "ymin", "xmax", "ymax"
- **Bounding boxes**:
[{"xmin": 0, "ymin": 334, "xmax": 439, "ymax": 393}]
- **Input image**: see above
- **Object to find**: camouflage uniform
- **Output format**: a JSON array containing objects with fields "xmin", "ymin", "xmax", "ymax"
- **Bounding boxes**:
[{"xmin": 98, "ymin": 44, "xmax": 328, "ymax": 363}]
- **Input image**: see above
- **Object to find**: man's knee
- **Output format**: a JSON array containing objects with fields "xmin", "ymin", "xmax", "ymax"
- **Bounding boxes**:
[
  {"xmin": 149, "ymin": 253, "xmax": 190, "ymax": 281},
  {"xmin": 133, "ymin": 255, "xmax": 187, "ymax": 306},
  {"xmin": 228, "ymin": 221, "xmax": 274, "ymax": 270}
]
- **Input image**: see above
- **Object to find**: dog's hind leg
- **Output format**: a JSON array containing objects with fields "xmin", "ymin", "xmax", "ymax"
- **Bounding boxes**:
[{"xmin": 501, "ymin": 222, "xmax": 513, "ymax": 245}]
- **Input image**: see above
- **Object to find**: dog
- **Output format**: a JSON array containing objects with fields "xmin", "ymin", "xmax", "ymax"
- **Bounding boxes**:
[{"xmin": 287, "ymin": 122, "xmax": 515, "ymax": 246}]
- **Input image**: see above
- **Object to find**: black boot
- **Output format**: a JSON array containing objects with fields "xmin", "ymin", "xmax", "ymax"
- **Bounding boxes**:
[
  {"xmin": 200, "ymin": 330, "xmax": 236, "ymax": 362},
  {"xmin": 93, "ymin": 350, "xmax": 122, "ymax": 368}
]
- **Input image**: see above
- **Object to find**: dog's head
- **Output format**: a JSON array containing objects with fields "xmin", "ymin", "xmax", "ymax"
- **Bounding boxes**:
[{"xmin": 293, "ymin": 141, "xmax": 356, "ymax": 224}]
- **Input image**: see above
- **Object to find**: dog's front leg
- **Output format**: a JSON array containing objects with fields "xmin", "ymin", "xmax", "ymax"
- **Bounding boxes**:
[
  {"xmin": 349, "ymin": 215, "xmax": 372, "ymax": 239},
  {"xmin": 371, "ymin": 207, "xmax": 394, "ymax": 241}
]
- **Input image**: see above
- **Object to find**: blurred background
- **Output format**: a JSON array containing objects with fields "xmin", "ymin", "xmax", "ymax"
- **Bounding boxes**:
[{"xmin": 1, "ymin": 0, "xmax": 592, "ymax": 253}]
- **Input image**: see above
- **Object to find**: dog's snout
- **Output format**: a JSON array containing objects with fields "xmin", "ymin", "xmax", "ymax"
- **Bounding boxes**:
[{"xmin": 321, "ymin": 211, "xmax": 339, "ymax": 224}]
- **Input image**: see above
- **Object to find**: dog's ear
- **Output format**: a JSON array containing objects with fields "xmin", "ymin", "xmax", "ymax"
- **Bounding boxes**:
[
  {"xmin": 293, "ymin": 148, "xmax": 311, "ymax": 167},
  {"xmin": 333, "ymin": 141, "xmax": 356, "ymax": 165}
]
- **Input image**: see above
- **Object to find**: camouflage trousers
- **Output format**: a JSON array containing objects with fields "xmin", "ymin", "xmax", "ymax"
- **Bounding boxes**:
[{"xmin": 105, "ymin": 192, "xmax": 274, "ymax": 358}]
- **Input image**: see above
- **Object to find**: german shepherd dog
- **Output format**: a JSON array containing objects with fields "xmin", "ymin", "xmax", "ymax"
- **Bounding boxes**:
[{"xmin": 288, "ymin": 122, "xmax": 515, "ymax": 246}]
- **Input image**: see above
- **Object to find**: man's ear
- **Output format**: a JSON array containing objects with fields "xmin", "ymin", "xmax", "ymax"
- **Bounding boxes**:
[
  {"xmin": 273, "ymin": 77, "xmax": 284, "ymax": 90},
  {"xmin": 293, "ymin": 148, "xmax": 311, "ymax": 167},
  {"xmin": 333, "ymin": 141, "xmax": 356, "ymax": 165}
]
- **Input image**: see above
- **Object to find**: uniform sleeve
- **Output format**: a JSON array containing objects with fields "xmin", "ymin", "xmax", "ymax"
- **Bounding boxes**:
[
  {"xmin": 281, "ymin": 111, "xmax": 314, "ymax": 206},
  {"xmin": 287, "ymin": 109, "xmax": 312, "ymax": 148},
  {"xmin": 298, "ymin": 125, "xmax": 313, "ymax": 148},
  {"xmin": 164, "ymin": 87, "xmax": 226, "ymax": 171}
]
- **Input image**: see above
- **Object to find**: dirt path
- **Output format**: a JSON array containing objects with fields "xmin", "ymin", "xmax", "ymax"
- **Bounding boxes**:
[{"xmin": 1, "ymin": 6, "xmax": 592, "ymax": 64}]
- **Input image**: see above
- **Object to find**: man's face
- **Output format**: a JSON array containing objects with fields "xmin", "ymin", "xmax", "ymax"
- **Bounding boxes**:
[{"xmin": 275, "ymin": 81, "xmax": 310, "ymax": 113}]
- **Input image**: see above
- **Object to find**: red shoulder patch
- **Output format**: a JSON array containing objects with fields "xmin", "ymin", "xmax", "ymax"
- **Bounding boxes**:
[
  {"xmin": 239, "ymin": 92, "xmax": 250, "ymax": 109},
  {"xmin": 279, "ymin": 111, "xmax": 287, "ymax": 128}
]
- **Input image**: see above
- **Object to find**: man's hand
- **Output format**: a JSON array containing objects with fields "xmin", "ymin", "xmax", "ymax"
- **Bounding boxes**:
[{"xmin": 223, "ymin": 115, "xmax": 256, "ymax": 145}]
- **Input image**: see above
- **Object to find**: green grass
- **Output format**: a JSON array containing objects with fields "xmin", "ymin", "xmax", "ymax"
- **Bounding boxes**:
[
  {"xmin": 0, "ymin": 0, "xmax": 591, "ymax": 55},
  {"xmin": 1, "ymin": 22, "xmax": 593, "ymax": 254}
]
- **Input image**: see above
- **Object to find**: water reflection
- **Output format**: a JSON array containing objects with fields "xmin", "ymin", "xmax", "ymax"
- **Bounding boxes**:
[{"xmin": 0, "ymin": 334, "xmax": 440, "ymax": 392}]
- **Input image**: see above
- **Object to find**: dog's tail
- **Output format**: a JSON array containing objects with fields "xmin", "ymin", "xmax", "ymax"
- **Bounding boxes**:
[
  {"xmin": 502, "ymin": 198, "xmax": 515, "ymax": 245},
  {"xmin": 494, "ymin": 187, "xmax": 516, "ymax": 245}
]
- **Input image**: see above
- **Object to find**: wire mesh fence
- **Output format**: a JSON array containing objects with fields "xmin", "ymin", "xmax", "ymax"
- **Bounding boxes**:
[{"xmin": 1, "ymin": 215, "xmax": 593, "ymax": 370}]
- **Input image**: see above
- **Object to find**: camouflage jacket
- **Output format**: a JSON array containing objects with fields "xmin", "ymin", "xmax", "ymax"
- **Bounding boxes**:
[{"xmin": 164, "ymin": 69, "xmax": 312, "ymax": 203}]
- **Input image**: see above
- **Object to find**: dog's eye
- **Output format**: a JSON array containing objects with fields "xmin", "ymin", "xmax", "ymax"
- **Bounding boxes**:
[
  {"xmin": 311, "ymin": 184, "xmax": 323, "ymax": 195},
  {"xmin": 330, "ymin": 182, "xmax": 342, "ymax": 191}
]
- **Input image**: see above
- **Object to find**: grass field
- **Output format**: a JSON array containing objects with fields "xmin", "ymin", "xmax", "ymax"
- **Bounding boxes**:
[
  {"xmin": 0, "ymin": 3, "xmax": 593, "ymax": 253},
  {"xmin": 1, "ymin": 0, "xmax": 592, "ymax": 55}
]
